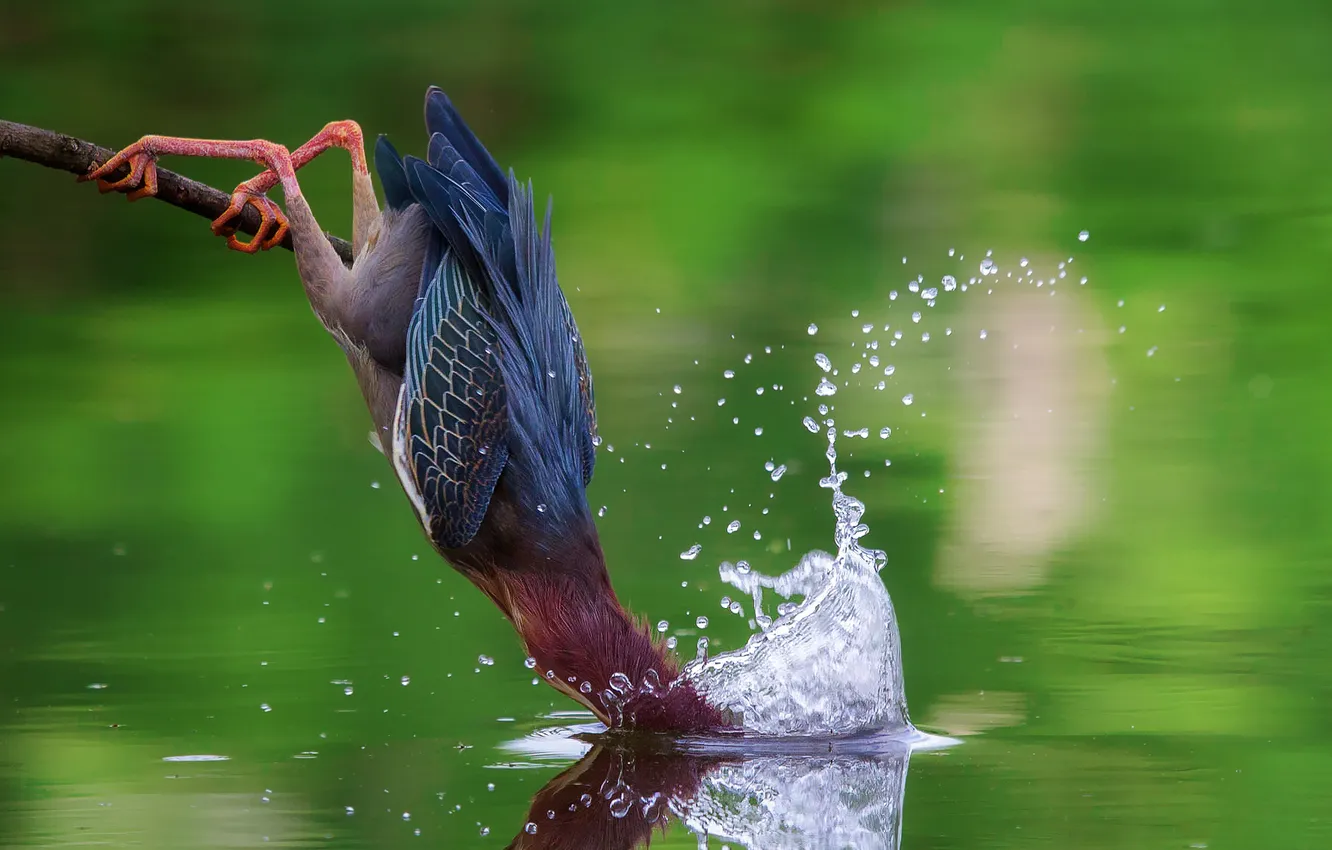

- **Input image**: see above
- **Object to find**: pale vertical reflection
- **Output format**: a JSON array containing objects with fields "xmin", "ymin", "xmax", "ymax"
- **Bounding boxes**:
[{"xmin": 936, "ymin": 276, "xmax": 1108, "ymax": 596}]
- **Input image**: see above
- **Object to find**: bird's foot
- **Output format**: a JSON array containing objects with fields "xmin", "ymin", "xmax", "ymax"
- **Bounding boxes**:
[
  {"xmin": 210, "ymin": 178, "xmax": 289, "ymax": 253},
  {"xmin": 81, "ymin": 138, "xmax": 160, "ymax": 201},
  {"xmin": 82, "ymin": 136, "xmax": 297, "ymax": 253}
]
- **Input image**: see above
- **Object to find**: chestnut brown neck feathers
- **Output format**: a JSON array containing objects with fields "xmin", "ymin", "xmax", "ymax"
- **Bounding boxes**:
[{"xmin": 444, "ymin": 479, "xmax": 726, "ymax": 733}]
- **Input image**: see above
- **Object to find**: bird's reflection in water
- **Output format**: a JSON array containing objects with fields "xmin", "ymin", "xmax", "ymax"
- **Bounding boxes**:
[{"xmin": 503, "ymin": 731, "xmax": 927, "ymax": 849}]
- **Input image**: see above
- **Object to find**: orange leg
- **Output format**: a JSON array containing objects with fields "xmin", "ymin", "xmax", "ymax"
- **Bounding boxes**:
[
  {"xmin": 214, "ymin": 121, "xmax": 371, "ymax": 254},
  {"xmin": 83, "ymin": 136, "xmax": 298, "ymax": 253}
]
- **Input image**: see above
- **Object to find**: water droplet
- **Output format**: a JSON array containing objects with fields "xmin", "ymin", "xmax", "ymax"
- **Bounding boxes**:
[
  {"xmin": 260, "ymin": 703, "xmax": 272, "ymax": 712},
  {"xmin": 579, "ymin": 680, "xmax": 593, "ymax": 694},
  {"xmin": 672, "ymin": 385, "xmax": 682, "ymax": 394},
  {"xmin": 814, "ymin": 353, "xmax": 832, "ymax": 372},
  {"xmin": 815, "ymin": 378, "xmax": 837, "ymax": 397},
  {"xmin": 921, "ymin": 287, "xmax": 938, "ymax": 300},
  {"xmin": 980, "ymin": 258, "xmax": 997, "ymax": 275},
  {"xmin": 770, "ymin": 464, "xmax": 787, "ymax": 481},
  {"xmin": 524, "ymin": 656, "xmax": 536, "ymax": 669},
  {"xmin": 979, "ymin": 329, "xmax": 988, "ymax": 339},
  {"xmin": 1078, "ymin": 230, "xmax": 1090, "ymax": 242},
  {"xmin": 695, "ymin": 615, "xmax": 710, "ymax": 629},
  {"xmin": 657, "ymin": 620, "xmax": 669, "ymax": 633},
  {"xmin": 803, "ymin": 416, "xmax": 819, "ymax": 433},
  {"xmin": 902, "ymin": 394, "xmax": 914, "ymax": 406},
  {"xmin": 478, "ymin": 654, "xmax": 495, "ymax": 666},
  {"xmin": 942, "ymin": 275, "xmax": 957, "ymax": 291},
  {"xmin": 680, "ymin": 544, "xmax": 702, "ymax": 560},
  {"xmin": 535, "ymin": 503, "xmax": 547, "ymax": 513},
  {"xmin": 911, "ymin": 311, "xmax": 921, "ymax": 324},
  {"xmin": 642, "ymin": 668, "xmax": 661, "ymax": 693},
  {"xmin": 807, "ymin": 323, "xmax": 819, "ymax": 335},
  {"xmin": 702, "ymin": 515, "xmax": 712, "ymax": 525},
  {"xmin": 754, "ymin": 427, "xmax": 764, "ymax": 436},
  {"xmin": 726, "ymin": 520, "xmax": 741, "ymax": 533},
  {"xmin": 525, "ymin": 822, "xmax": 538, "ymax": 835},
  {"xmin": 921, "ymin": 332, "xmax": 930, "ymax": 342},
  {"xmin": 723, "ymin": 369, "xmax": 734, "ymax": 379},
  {"xmin": 717, "ymin": 398, "xmax": 726, "ymax": 406},
  {"xmin": 665, "ymin": 636, "xmax": 678, "ymax": 650},
  {"xmin": 400, "ymin": 675, "xmax": 410, "ymax": 686}
]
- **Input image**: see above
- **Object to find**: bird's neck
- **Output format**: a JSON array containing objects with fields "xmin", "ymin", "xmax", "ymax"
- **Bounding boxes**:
[{"xmin": 495, "ymin": 566, "xmax": 726, "ymax": 733}]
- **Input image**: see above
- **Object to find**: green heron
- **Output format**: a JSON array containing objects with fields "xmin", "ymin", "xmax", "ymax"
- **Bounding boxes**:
[{"xmin": 85, "ymin": 88, "xmax": 726, "ymax": 733}]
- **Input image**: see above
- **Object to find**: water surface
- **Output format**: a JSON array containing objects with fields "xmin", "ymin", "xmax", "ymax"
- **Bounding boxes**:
[{"xmin": 4, "ymin": 2, "xmax": 1332, "ymax": 846}]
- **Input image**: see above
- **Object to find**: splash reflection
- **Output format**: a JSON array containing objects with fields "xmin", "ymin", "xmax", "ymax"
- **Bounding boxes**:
[{"xmin": 502, "ymin": 731, "xmax": 948, "ymax": 849}]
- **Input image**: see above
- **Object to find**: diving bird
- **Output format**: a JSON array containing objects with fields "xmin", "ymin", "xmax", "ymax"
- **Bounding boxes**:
[{"xmin": 84, "ymin": 87, "xmax": 726, "ymax": 733}]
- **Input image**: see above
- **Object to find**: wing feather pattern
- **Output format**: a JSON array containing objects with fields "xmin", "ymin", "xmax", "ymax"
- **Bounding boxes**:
[
  {"xmin": 383, "ymin": 87, "xmax": 600, "ymax": 548},
  {"xmin": 393, "ymin": 250, "xmax": 509, "ymax": 549}
]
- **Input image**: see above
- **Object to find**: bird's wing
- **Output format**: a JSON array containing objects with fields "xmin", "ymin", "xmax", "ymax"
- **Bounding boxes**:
[
  {"xmin": 561, "ymin": 284, "xmax": 597, "ymax": 486},
  {"xmin": 391, "ymin": 248, "xmax": 509, "ymax": 549}
]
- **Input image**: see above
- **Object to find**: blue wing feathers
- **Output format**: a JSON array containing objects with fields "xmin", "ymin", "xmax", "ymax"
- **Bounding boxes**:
[
  {"xmin": 374, "ymin": 136, "xmax": 413, "ymax": 212},
  {"xmin": 399, "ymin": 253, "xmax": 510, "ymax": 548},
  {"xmin": 385, "ymin": 88, "xmax": 597, "ymax": 548},
  {"xmin": 424, "ymin": 87, "xmax": 509, "ymax": 206}
]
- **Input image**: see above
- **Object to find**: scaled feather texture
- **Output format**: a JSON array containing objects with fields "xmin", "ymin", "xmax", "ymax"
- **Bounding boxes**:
[{"xmin": 383, "ymin": 88, "xmax": 597, "ymax": 549}]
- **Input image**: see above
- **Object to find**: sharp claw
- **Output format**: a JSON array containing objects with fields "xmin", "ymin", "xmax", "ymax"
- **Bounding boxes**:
[
  {"xmin": 261, "ymin": 207, "xmax": 290, "ymax": 250},
  {"xmin": 82, "ymin": 146, "xmax": 156, "ymax": 200},
  {"xmin": 226, "ymin": 232, "xmax": 265, "ymax": 254},
  {"xmin": 212, "ymin": 188, "xmax": 287, "ymax": 254}
]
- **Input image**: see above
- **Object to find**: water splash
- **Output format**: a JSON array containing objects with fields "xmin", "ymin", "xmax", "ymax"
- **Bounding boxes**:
[
  {"xmin": 680, "ymin": 361, "xmax": 910, "ymax": 737},
  {"xmin": 663, "ymin": 243, "xmax": 1090, "ymax": 738}
]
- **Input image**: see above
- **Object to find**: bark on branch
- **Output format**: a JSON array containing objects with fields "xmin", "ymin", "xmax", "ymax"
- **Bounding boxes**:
[{"xmin": 0, "ymin": 119, "xmax": 353, "ymax": 266}]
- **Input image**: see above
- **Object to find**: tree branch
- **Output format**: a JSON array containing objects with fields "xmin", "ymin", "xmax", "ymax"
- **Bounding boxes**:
[{"xmin": 0, "ymin": 119, "xmax": 353, "ymax": 266}]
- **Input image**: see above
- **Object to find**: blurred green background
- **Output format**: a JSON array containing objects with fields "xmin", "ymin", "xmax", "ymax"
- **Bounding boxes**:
[{"xmin": 3, "ymin": 0, "xmax": 1332, "ymax": 847}]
